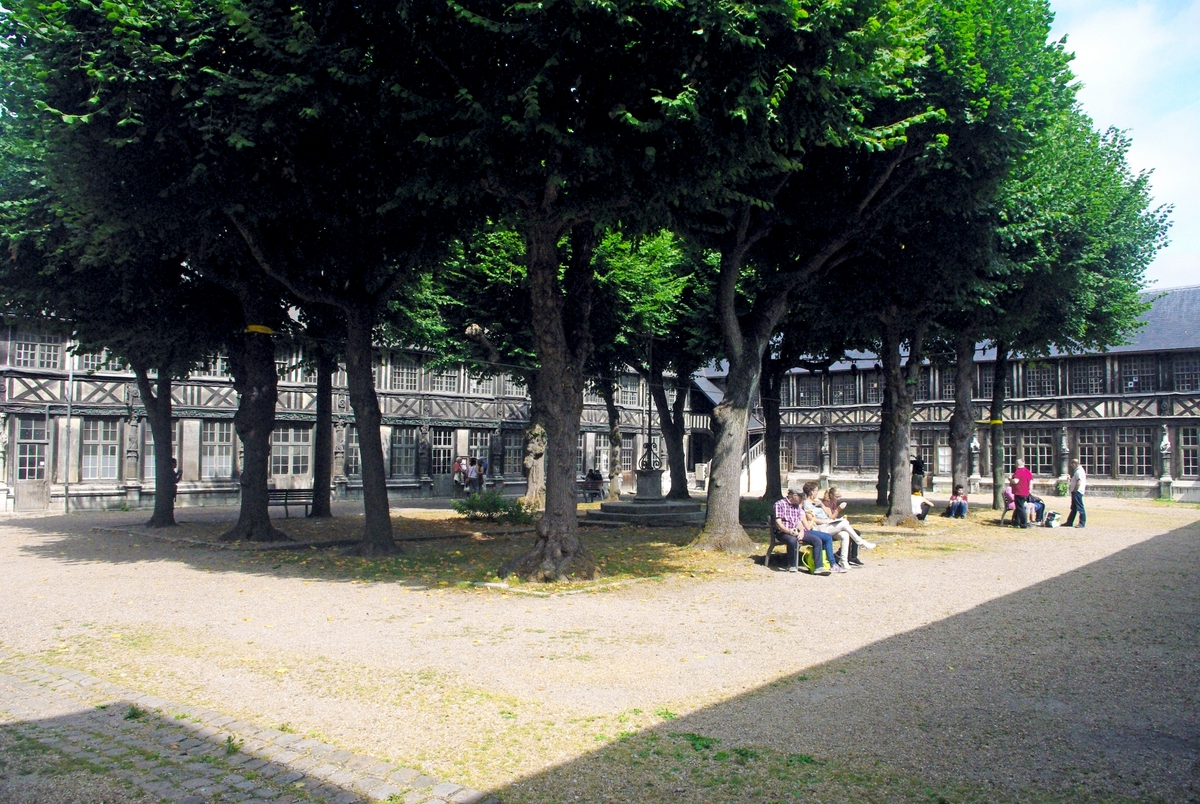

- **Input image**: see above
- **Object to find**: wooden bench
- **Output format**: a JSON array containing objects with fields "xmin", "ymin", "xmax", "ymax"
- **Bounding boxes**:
[
  {"xmin": 577, "ymin": 478, "xmax": 606, "ymax": 503},
  {"xmin": 267, "ymin": 488, "xmax": 315, "ymax": 518}
]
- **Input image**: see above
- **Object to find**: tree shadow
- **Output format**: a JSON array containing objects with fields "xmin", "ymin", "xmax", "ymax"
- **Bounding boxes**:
[{"xmin": 489, "ymin": 520, "xmax": 1200, "ymax": 803}]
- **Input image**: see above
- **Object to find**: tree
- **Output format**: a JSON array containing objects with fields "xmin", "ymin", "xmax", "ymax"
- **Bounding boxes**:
[
  {"xmin": 404, "ymin": 0, "xmax": 817, "ymax": 580},
  {"xmin": 593, "ymin": 231, "xmax": 718, "ymax": 501},
  {"xmin": 941, "ymin": 110, "xmax": 1171, "ymax": 506},
  {"xmin": 680, "ymin": 0, "xmax": 1076, "ymax": 545}
]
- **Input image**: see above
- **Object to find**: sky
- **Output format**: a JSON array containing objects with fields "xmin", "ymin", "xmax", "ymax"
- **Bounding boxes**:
[{"xmin": 1048, "ymin": 0, "xmax": 1200, "ymax": 290}]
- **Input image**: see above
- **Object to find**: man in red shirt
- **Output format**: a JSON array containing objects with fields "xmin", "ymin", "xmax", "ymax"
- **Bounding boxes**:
[{"xmin": 1010, "ymin": 458, "xmax": 1034, "ymax": 528}]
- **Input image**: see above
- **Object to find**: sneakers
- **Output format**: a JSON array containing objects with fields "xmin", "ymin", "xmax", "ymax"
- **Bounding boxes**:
[
  {"xmin": 787, "ymin": 565, "xmax": 798, "ymax": 573},
  {"xmin": 814, "ymin": 564, "xmax": 832, "ymax": 576},
  {"xmin": 848, "ymin": 558, "xmax": 865, "ymax": 568},
  {"xmin": 861, "ymin": 540, "xmax": 877, "ymax": 550},
  {"xmin": 832, "ymin": 564, "xmax": 848, "ymax": 573}
]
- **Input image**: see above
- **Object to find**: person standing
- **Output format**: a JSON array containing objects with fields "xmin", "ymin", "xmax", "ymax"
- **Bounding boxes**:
[
  {"xmin": 1010, "ymin": 458, "xmax": 1034, "ymax": 529},
  {"xmin": 1064, "ymin": 458, "xmax": 1087, "ymax": 528},
  {"xmin": 467, "ymin": 457, "xmax": 480, "ymax": 495}
]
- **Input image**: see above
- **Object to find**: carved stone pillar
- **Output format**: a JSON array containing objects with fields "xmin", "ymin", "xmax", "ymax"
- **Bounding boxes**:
[
  {"xmin": 124, "ymin": 415, "xmax": 143, "ymax": 508},
  {"xmin": 418, "ymin": 424, "xmax": 433, "ymax": 498},
  {"xmin": 968, "ymin": 431, "xmax": 982, "ymax": 495},
  {"xmin": 1159, "ymin": 424, "xmax": 1173, "ymax": 500},
  {"xmin": 1058, "ymin": 425, "xmax": 1070, "ymax": 489},
  {"xmin": 0, "ymin": 413, "xmax": 11, "ymax": 513},
  {"xmin": 332, "ymin": 421, "xmax": 347, "ymax": 499},
  {"xmin": 819, "ymin": 428, "xmax": 831, "ymax": 489}
]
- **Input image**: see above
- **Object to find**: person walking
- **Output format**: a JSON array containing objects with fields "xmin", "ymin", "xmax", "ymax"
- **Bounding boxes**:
[{"xmin": 1064, "ymin": 458, "xmax": 1087, "ymax": 528}]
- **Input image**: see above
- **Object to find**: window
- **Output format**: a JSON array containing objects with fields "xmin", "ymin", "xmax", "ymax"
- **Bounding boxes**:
[
  {"xmin": 503, "ymin": 375, "xmax": 528, "ymax": 398},
  {"xmin": 1174, "ymin": 354, "xmax": 1200, "ymax": 392},
  {"xmin": 619, "ymin": 375, "xmax": 640, "ymax": 407},
  {"xmin": 13, "ymin": 334, "xmax": 61, "ymax": 369},
  {"xmin": 778, "ymin": 376, "xmax": 793, "ymax": 407},
  {"xmin": 795, "ymin": 375, "xmax": 821, "ymax": 408},
  {"xmin": 577, "ymin": 432, "xmax": 586, "ymax": 474},
  {"xmin": 792, "ymin": 433, "xmax": 819, "ymax": 469},
  {"xmin": 1025, "ymin": 364, "xmax": 1058, "ymax": 398},
  {"xmin": 915, "ymin": 368, "xmax": 931, "ymax": 402},
  {"xmin": 1069, "ymin": 359, "xmax": 1106, "ymax": 395},
  {"xmin": 195, "ymin": 355, "xmax": 229, "ymax": 378},
  {"xmin": 1022, "ymin": 430, "xmax": 1055, "ymax": 475},
  {"xmin": 779, "ymin": 439, "xmax": 792, "ymax": 472},
  {"xmin": 16, "ymin": 417, "xmax": 48, "ymax": 481},
  {"xmin": 621, "ymin": 434, "xmax": 635, "ymax": 472},
  {"xmin": 940, "ymin": 372, "xmax": 956, "ymax": 401},
  {"xmin": 978, "ymin": 364, "xmax": 1013, "ymax": 399},
  {"xmin": 467, "ymin": 374, "xmax": 494, "ymax": 396},
  {"xmin": 469, "ymin": 430, "xmax": 491, "ymax": 465},
  {"xmin": 830, "ymin": 373, "xmax": 857, "ymax": 406},
  {"xmin": 860, "ymin": 433, "xmax": 879, "ymax": 468},
  {"xmin": 201, "ymin": 421, "xmax": 233, "ymax": 479},
  {"xmin": 1002, "ymin": 431, "xmax": 1018, "ymax": 475},
  {"xmin": 144, "ymin": 425, "xmax": 179, "ymax": 481},
  {"xmin": 1120, "ymin": 356, "xmax": 1158, "ymax": 394},
  {"xmin": 344, "ymin": 426, "xmax": 360, "ymax": 477},
  {"xmin": 835, "ymin": 434, "xmax": 858, "ymax": 468},
  {"xmin": 916, "ymin": 430, "xmax": 937, "ymax": 474},
  {"xmin": 503, "ymin": 431, "xmax": 524, "ymax": 475},
  {"xmin": 430, "ymin": 367, "xmax": 459, "ymax": 393},
  {"xmin": 864, "ymin": 371, "xmax": 883, "ymax": 405},
  {"xmin": 390, "ymin": 427, "xmax": 417, "ymax": 476},
  {"xmin": 1182, "ymin": 427, "xmax": 1199, "ymax": 478},
  {"xmin": 82, "ymin": 419, "xmax": 120, "ymax": 480},
  {"xmin": 78, "ymin": 352, "xmax": 123, "ymax": 372},
  {"xmin": 1117, "ymin": 427, "xmax": 1154, "ymax": 476},
  {"xmin": 431, "ymin": 428, "xmax": 454, "ymax": 475},
  {"xmin": 1077, "ymin": 428, "xmax": 1110, "ymax": 477},
  {"xmin": 271, "ymin": 427, "xmax": 311, "ymax": 476},
  {"xmin": 595, "ymin": 433, "xmax": 611, "ymax": 475},
  {"xmin": 391, "ymin": 357, "xmax": 420, "ymax": 391}
]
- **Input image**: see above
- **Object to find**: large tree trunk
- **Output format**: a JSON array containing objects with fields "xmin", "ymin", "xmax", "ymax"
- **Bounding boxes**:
[
  {"xmin": 647, "ymin": 364, "xmax": 690, "ymax": 501},
  {"xmin": 309, "ymin": 351, "xmax": 334, "ymax": 518},
  {"xmin": 881, "ymin": 317, "xmax": 927, "ymax": 524},
  {"xmin": 948, "ymin": 332, "xmax": 976, "ymax": 493},
  {"xmin": 760, "ymin": 356, "xmax": 785, "ymax": 502},
  {"xmin": 600, "ymin": 380, "xmax": 622, "ymax": 500},
  {"xmin": 133, "ymin": 365, "xmax": 176, "ymax": 528},
  {"xmin": 876, "ymin": 367, "xmax": 893, "ymax": 507},
  {"xmin": 222, "ymin": 329, "xmax": 288, "ymax": 542},
  {"xmin": 500, "ymin": 224, "xmax": 599, "ymax": 581},
  {"xmin": 695, "ymin": 346, "xmax": 762, "ymax": 552},
  {"xmin": 990, "ymin": 342, "xmax": 1009, "ymax": 510},
  {"xmin": 344, "ymin": 304, "xmax": 396, "ymax": 554}
]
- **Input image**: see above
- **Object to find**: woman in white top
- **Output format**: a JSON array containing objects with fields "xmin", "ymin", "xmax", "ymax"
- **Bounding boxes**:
[{"xmin": 802, "ymin": 481, "xmax": 875, "ymax": 569}]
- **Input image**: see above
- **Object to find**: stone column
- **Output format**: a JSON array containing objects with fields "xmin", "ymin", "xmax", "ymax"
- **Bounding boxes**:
[
  {"xmin": 332, "ymin": 421, "xmax": 347, "ymax": 500},
  {"xmin": 818, "ymin": 428, "xmax": 831, "ymax": 489},
  {"xmin": 969, "ymin": 431, "xmax": 982, "ymax": 495},
  {"xmin": 124, "ymin": 415, "xmax": 142, "ymax": 509},
  {"xmin": 1159, "ymin": 424, "xmax": 1173, "ymax": 500},
  {"xmin": 417, "ymin": 424, "xmax": 432, "ymax": 498},
  {"xmin": 1057, "ymin": 425, "xmax": 1070, "ymax": 492}
]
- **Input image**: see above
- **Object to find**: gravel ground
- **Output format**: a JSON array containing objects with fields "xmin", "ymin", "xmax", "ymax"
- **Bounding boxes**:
[{"xmin": 1, "ymin": 497, "xmax": 1197, "ymax": 803}]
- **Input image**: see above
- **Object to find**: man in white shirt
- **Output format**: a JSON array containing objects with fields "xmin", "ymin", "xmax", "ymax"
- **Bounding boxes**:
[{"xmin": 1064, "ymin": 458, "xmax": 1087, "ymax": 528}]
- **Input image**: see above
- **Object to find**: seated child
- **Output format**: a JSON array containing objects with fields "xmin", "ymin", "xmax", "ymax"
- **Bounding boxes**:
[{"xmin": 944, "ymin": 485, "xmax": 968, "ymax": 518}]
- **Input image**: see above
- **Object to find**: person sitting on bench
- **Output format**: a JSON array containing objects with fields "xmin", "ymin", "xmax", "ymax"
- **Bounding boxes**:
[
  {"xmin": 803, "ymin": 481, "xmax": 875, "ymax": 570},
  {"xmin": 771, "ymin": 488, "xmax": 807, "ymax": 573},
  {"xmin": 798, "ymin": 490, "xmax": 841, "ymax": 575}
]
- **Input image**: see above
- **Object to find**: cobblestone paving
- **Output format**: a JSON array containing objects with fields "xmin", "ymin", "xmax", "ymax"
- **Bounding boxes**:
[{"xmin": 0, "ymin": 653, "xmax": 495, "ymax": 804}]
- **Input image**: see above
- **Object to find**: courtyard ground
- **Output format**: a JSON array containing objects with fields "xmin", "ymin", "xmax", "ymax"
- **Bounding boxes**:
[{"xmin": 0, "ymin": 495, "xmax": 1197, "ymax": 803}]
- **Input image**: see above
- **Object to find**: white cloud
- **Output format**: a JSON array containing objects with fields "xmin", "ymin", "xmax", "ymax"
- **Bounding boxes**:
[{"xmin": 1050, "ymin": 0, "xmax": 1200, "ymax": 288}]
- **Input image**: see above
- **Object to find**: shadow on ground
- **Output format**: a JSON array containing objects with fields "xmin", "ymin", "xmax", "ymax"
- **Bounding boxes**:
[{"xmin": 488, "ymin": 521, "xmax": 1200, "ymax": 804}]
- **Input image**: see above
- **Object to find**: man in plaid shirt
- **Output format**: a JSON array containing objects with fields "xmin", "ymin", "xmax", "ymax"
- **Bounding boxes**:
[{"xmin": 772, "ymin": 489, "xmax": 806, "ymax": 572}]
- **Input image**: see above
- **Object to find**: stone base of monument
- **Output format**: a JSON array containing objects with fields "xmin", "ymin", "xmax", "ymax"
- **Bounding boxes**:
[{"xmin": 582, "ymin": 499, "xmax": 705, "ymax": 527}]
